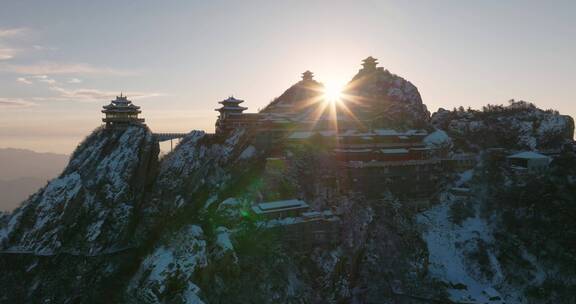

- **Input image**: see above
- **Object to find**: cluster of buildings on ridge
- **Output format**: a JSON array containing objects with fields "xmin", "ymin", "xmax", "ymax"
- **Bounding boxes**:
[
  {"xmin": 100, "ymin": 57, "xmax": 553, "ymax": 250},
  {"xmin": 251, "ymin": 199, "xmax": 340, "ymax": 249},
  {"xmin": 213, "ymin": 57, "xmax": 382, "ymax": 135}
]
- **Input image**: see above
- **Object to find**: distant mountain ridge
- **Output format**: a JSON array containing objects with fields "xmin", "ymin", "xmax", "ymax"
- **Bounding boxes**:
[
  {"xmin": 0, "ymin": 148, "xmax": 68, "ymax": 181},
  {"xmin": 0, "ymin": 148, "xmax": 68, "ymax": 211}
]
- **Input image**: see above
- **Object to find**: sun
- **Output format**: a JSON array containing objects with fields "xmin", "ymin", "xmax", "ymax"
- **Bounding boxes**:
[{"xmin": 323, "ymin": 82, "xmax": 344, "ymax": 103}]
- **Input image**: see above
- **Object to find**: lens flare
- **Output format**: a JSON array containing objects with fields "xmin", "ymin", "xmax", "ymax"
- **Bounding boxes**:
[{"xmin": 323, "ymin": 82, "xmax": 344, "ymax": 103}]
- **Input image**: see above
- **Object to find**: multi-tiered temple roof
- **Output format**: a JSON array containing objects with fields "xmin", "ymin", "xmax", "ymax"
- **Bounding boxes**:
[
  {"xmin": 215, "ymin": 96, "xmax": 248, "ymax": 114},
  {"xmin": 215, "ymin": 96, "xmax": 253, "ymax": 134},
  {"xmin": 102, "ymin": 94, "xmax": 145, "ymax": 127},
  {"xmin": 361, "ymin": 56, "xmax": 378, "ymax": 72},
  {"xmin": 301, "ymin": 70, "xmax": 314, "ymax": 82}
]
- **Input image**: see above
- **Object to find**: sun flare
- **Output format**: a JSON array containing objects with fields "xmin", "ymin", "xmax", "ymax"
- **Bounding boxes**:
[{"xmin": 323, "ymin": 82, "xmax": 344, "ymax": 103}]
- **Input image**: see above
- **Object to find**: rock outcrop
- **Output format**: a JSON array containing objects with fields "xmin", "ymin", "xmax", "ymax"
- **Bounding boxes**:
[
  {"xmin": 0, "ymin": 126, "xmax": 159, "ymax": 255},
  {"xmin": 432, "ymin": 100, "xmax": 575, "ymax": 151},
  {"xmin": 344, "ymin": 59, "xmax": 431, "ymax": 129}
]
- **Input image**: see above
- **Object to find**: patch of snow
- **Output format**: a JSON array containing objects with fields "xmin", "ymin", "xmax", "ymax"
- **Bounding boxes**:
[
  {"xmin": 424, "ymin": 130, "xmax": 452, "ymax": 148},
  {"xmin": 469, "ymin": 120, "xmax": 485, "ymax": 132},
  {"xmin": 215, "ymin": 226, "xmax": 234, "ymax": 252},
  {"xmin": 537, "ymin": 115, "xmax": 566, "ymax": 137},
  {"xmin": 129, "ymin": 225, "xmax": 207, "ymax": 300},
  {"xmin": 216, "ymin": 198, "xmax": 243, "ymax": 220},
  {"xmin": 86, "ymin": 218, "xmax": 105, "ymax": 242},
  {"xmin": 417, "ymin": 199, "xmax": 505, "ymax": 304},
  {"xmin": 217, "ymin": 198, "xmax": 240, "ymax": 210},
  {"xmin": 239, "ymin": 145, "xmax": 256, "ymax": 159},
  {"xmin": 507, "ymin": 151, "xmax": 549, "ymax": 160},
  {"xmin": 203, "ymin": 195, "xmax": 218, "ymax": 209},
  {"xmin": 33, "ymin": 172, "xmax": 82, "ymax": 231},
  {"xmin": 183, "ymin": 283, "xmax": 205, "ymax": 304},
  {"xmin": 456, "ymin": 169, "xmax": 474, "ymax": 187}
]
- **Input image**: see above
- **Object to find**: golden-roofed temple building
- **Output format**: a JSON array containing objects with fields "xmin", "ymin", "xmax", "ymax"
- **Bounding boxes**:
[{"xmin": 102, "ymin": 94, "xmax": 145, "ymax": 128}]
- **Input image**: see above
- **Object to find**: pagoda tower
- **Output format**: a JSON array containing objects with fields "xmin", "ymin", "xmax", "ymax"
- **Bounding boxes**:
[
  {"xmin": 215, "ymin": 96, "xmax": 248, "ymax": 134},
  {"xmin": 102, "ymin": 94, "xmax": 145, "ymax": 128},
  {"xmin": 361, "ymin": 56, "xmax": 378, "ymax": 72},
  {"xmin": 301, "ymin": 70, "xmax": 314, "ymax": 82}
]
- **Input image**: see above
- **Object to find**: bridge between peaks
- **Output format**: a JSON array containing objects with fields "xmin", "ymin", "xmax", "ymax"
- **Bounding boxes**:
[{"xmin": 152, "ymin": 133, "xmax": 188, "ymax": 142}]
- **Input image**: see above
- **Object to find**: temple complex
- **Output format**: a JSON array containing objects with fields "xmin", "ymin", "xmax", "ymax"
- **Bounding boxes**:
[
  {"xmin": 102, "ymin": 94, "xmax": 145, "ymax": 128},
  {"xmin": 93, "ymin": 57, "xmax": 450, "ymax": 247},
  {"xmin": 214, "ymin": 96, "xmax": 261, "ymax": 134},
  {"xmin": 213, "ymin": 70, "xmax": 325, "ymax": 136},
  {"xmin": 287, "ymin": 128, "xmax": 445, "ymax": 205}
]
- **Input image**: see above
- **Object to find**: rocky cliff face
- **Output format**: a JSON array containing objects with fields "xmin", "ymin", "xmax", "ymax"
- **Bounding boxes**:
[
  {"xmin": 0, "ymin": 126, "xmax": 160, "ymax": 303},
  {"xmin": 126, "ymin": 147, "xmax": 443, "ymax": 303},
  {"xmin": 0, "ymin": 126, "xmax": 159, "ymax": 255},
  {"xmin": 345, "ymin": 65, "xmax": 431, "ymax": 129},
  {"xmin": 432, "ymin": 100, "xmax": 575, "ymax": 151}
]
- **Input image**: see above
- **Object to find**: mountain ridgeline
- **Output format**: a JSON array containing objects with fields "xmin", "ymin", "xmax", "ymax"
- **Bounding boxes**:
[
  {"xmin": 0, "ymin": 148, "xmax": 69, "ymax": 211},
  {"xmin": 1, "ymin": 59, "xmax": 575, "ymax": 303}
]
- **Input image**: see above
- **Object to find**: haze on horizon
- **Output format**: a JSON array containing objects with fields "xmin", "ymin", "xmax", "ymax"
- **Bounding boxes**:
[{"xmin": 0, "ymin": 0, "xmax": 575, "ymax": 154}]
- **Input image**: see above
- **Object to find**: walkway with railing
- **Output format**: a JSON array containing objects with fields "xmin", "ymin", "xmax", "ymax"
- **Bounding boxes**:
[
  {"xmin": 153, "ymin": 133, "xmax": 188, "ymax": 142},
  {"xmin": 152, "ymin": 133, "xmax": 188, "ymax": 151}
]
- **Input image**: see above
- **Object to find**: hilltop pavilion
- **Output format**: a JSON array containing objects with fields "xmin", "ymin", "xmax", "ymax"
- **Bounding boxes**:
[
  {"xmin": 215, "ymin": 96, "xmax": 256, "ymax": 134},
  {"xmin": 301, "ymin": 70, "xmax": 314, "ymax": 82},
  {"xmin": 102, "ymin": 94, "xmax": 145, "ymax": 127},
  {"xmin": 361, "ymin": 56, "xmax": 378, "ymax": 72}
]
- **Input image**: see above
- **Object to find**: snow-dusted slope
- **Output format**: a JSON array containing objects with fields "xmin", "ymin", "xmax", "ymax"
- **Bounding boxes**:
[
  {"xmin": 432, "ymin": 101, "xmax": 574, "ymax": 151},
  {"xmin": 128, "ymin": 225, "xmax": 207, "ymax": 304},
  {"xmin": 346, "ymin": 66, "xmax": 431, "ymax": 128},
  {"xmin": 418, "ymin": 198, "xmax": 507, "ymax": 303},
  {"xmin": 0, "ymin": 126, "xmax": 159, "ymax": 255},
  {"xmin": 142, "ymin": 130, "xmax": 258, "ymax": 215}
]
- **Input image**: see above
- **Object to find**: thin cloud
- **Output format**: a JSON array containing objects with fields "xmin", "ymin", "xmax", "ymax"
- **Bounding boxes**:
[
  {"xmin": 0, "ymin": 28, "xmax": 29, "ymax": 60},
  {"xmin": 49, "ymin": 86, "xmax": 162, "ymax": 101},
  {"xmin": 0, "ymin": 62, "xmax": 140, "ymax": 76},
  {"xmin": 0, "ymin": 87, "xmax": 161, "ymax": 106},
  {"xmin": 40, "ymin": 78, "xmax": 57, "ymax": 84},
  {"xmin": 0, "ymin": 48, "xmax": 17, "ymax": 60},
  {"xmin": 16, "ymin": 75, "xmax": 56, "ymax": 85},
  {"xmin": 49, "ymin": 86, "xmax": 117, "ymax": 100},
  {"xmin": 32, "ymin": 45, "xmax": 58, "ymax": 51},
  {"xmin": 0, "ymin": 27, "xmax": 28, "ymax": 38},
  {"xmin": 32, "ymin": 75, "xmax": 57, "ymax": 84},
  {"xmin": 11, "ymin": 73, "xmax": 160, "ymax": 102},
  {"xmin": 16, "ymin": 77, "xmax": 32, "ymax": 84},
  {"xmin": 0, "ymin": 98, "xmax": 36, "ymax": 108}
]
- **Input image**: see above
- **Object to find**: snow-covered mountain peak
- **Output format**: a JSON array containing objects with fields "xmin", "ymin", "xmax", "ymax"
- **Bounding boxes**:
[{"xmin": 0, "ymin": 125, "xmax": 159, "ymax": 255}]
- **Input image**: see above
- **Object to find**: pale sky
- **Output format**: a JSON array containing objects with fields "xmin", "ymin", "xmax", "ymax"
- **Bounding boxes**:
[{"xmin": 0, "ymin": 0, "xmax": 575, "ymax": 154}]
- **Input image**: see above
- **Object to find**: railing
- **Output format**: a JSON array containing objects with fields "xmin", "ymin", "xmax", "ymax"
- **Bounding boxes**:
[
  {"xmin": 153, "ymin": 133, "xmax": 188, "ymax": 142},
  {"xmin": 345, "ymin": 159, "xmax": 442, "ymax": 168}
]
